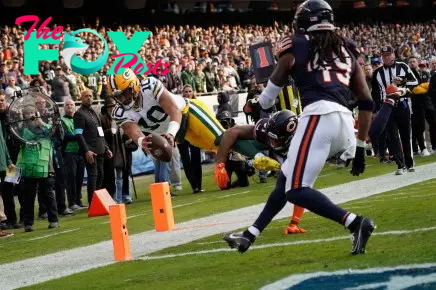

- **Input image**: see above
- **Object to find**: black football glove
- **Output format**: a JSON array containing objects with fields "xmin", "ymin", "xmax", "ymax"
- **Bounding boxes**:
[{"xmin": 349, "ymin": 146, "xmax": 366, "ymax": 176}]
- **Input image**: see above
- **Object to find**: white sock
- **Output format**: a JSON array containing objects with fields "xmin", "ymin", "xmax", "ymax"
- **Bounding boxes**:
[
  {"xmin": 248, "ymin": 226, "xmax": 260, "ymax": 237},
  {"xmin": 344, "ymin": 213, "xmax": 357, "ymax": 228}
]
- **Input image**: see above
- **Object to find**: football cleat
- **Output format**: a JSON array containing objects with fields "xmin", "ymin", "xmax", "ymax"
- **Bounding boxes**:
[
  {"xmin": 223, "ymin": 231, "xmax": 255, "ymax": 253},
  {"xmin": 350, "ymin": 217, "xmax": 375, "ymax": 255},
  {"xmin": 253, "ymin": 155, "xmax": 281, "ymax": 171},
  {"xmin": 284, "ymin": 224, "xmax": 307, "ymax": 234}
]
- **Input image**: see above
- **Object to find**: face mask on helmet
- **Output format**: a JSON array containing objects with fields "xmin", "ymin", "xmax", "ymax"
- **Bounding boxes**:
[
  {"xmin": 267, "ymin": 131, "xmax": 291, "ymax": 153},
  {"xmin": 266, "ymin": 110, "xmax": 298, "ymax": 154},
  {"xmin": 111, "ymin": 85, "xmax": 137, "ymax": 110},
  {"xmin": 219, "ymin": 118, "xmax": 234, "ymax": 129}
]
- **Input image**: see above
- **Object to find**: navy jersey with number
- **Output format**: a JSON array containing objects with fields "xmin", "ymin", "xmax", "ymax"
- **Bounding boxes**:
[{"xmin": 283, "ymin": 35, "xmax": 357, "ymax": 109}]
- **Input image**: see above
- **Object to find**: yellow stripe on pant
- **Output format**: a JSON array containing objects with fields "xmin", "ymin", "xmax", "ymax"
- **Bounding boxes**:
[
  {"xmin": 180, "ymin": 98, "xmax": 225, "ymax": 151},
  {"xmin": 277, "ymin": 85, "xmax": 302, "ymax": 116}
]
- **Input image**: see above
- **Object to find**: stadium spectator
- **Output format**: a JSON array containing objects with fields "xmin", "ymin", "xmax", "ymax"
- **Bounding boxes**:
[
  {"xmin": 63, "ymin": 66, "xmax": 79, "ymax": 101},
  {"xmin": 81, "ymin": 72, "xmax": 102, "ymax": 100},
  {"xmin": 51, "ymin": 103, "xmax": 75, "ymax": 217},
  {"xmin": 0, "ymin": 90, "xmax": 22, "ymax": 228},
  {"xmin": 203, "ymin": 60, "xmax": 219, "ymax": 92},
  {"xmin": 178, "ymin": 85, "xmax": 203, "ymax": 194},
  {"xmin": 166, "ymin": 61, "xmax": 183, "ymax": 94},
  {"xmin": 0, "ymin": 196, "xmax": 13, "ymax": 237},
  {"xmin": 121, "ymin": 134, "xmax": 137, "ymax": 204},
  {"xmin": 100, "ymin": 98, "xmax": 131, "ymax": 204},
  {"xmin": 409, "ymin": 57, "xmax": 435, "ymax": 155},
  {"xmin": 51, "ymin": 66, "xmax": 71, "ymax": 103},
  {"xmin": 169, "ymin": 146, "xmax": 183, "ymax": 192},
  {"xmin": 181, "ymin": 63, "xmax": 196, "ymax": 91},
  {"xmin": 5, "ymin": 76, "xmax": 21, "ymax": 102},
  {"xmin": 74, "ymin": 89, "xmax": 112, "ymax": 205},
  {"xmin": 61, "ymin": 99, "xmax": 86, "ymax": 210},
  {"xmin": 0, "ymin": 94, "xmax": 14, "ymax": 230},
  {"xmin": 18, "ymin": 104, "xmax": 59, "ymax": 232}
]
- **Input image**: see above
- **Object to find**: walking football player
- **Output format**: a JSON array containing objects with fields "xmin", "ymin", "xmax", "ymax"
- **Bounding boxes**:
[{"xmin": 224, "ymin": 0, "xmax": 375, "ymax": 256}]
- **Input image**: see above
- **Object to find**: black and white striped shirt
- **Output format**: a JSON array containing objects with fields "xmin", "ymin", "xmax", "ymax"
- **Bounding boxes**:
[{"xmin": 371, "ymin": 61, "xmax": 418, "ymax": 110}]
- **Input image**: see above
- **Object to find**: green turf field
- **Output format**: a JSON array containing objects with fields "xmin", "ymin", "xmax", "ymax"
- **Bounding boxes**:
[
  {"xmin": 2, "ymin": 155, "xmax": 436, "ymax": 265},
  {"xmin": 23, "ymin": 177, "xmax": 436, "ymax": 289}
]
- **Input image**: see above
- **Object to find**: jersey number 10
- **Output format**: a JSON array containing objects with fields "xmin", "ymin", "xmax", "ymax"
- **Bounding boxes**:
[{"xmin": 306, "ymin": 48, "xmax": 353, "ymax": 86}]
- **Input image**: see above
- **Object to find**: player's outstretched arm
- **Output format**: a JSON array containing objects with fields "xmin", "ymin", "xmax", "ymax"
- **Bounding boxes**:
[
  {"xmin": 215, "ymin": 125, "xmax": 255, "ymax": 190},
  {"xmin": 216, "ymin": 125, "xmax": 255, "ymax": 164},
  {"xmin": 350, "ymin": 62, "xmax": 373, "ymax": 143},
  {"xmin": 159, "ymin": 90, "xmax": 182, "ymax": 147},
  {"xmin": 349, "ymin": 62, "xmax": 374, "ymax": 176},
  {"xmin": 121, "ymin": 122, "xmax": 150, "ymax": 152},
  {"xmin": 258, "ymin": 53, "xmax": 295, "ymax": 110}
]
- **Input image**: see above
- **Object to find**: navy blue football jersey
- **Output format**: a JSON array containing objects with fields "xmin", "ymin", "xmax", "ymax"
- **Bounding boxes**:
[
  {"xmin": 253, "ymin": 118, "xmax": 269, "ymax": 145},
  {"xmin": 281, "ymin": 35, "xmax": 358, "ymax": 109}
]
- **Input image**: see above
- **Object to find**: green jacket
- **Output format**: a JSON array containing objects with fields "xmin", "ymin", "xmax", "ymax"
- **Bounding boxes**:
[
  {"xmin": 0, "ymin": 120, "xmax": 12, "ymax": 171},
  {"xmin": 181, "ymin": 71, "xmax": 196, "ymax": 91},
  {"xmin": 61, "ymin": 115, "xmax": 79, "ymax": 153},
  {"xmin": 17, "ymin": 124, "xmax": 53, "ymax": 178}
]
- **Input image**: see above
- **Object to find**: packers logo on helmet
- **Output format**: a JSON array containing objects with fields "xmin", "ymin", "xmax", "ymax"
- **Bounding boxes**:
[
  {"xmin": 122, "ymin": 68, "xmax": 133, "ymax": 80},
  {"xmin": 107, "ymin": 68, "xmax": 140, "ymax": 98}
]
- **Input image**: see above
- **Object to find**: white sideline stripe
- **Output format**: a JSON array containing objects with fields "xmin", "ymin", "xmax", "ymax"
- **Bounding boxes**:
[
  {"xmin": 3, "ymin": 162, "xmax": 436, "ymax": 290},
  {"xmin": 217, "ymin": 190, "xmax": 251, "ymax": 199},
  {"xmin": 100, "ymin": 212, "xmax": 151, "ymax": 224},
  {"xmin": 173, "ymin": 200, "xmax": 204, "ymax": 208},
  {"xmin": 319, "ymin": 173, "xmax": 335, "ymax": 178},
  {"xmin": 27, "ymin": 228, "xmax": 80, "ymax": 241},
  {"xmin": 127, "ymin": 212, "xmax": 148, "ymax": 220},
  {"xmin": 140, "ymin": 226, "xmax": 436, "ymax": 260}
]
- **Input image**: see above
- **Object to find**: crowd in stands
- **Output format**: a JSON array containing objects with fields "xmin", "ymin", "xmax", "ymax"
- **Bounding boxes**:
[
  {"xmin": 1, "ymin": 21, "xmax": 435, "ymax": 98},
  {"xmin": 1, "ymin": 20, "xmax": 436, "ymax": 237}
]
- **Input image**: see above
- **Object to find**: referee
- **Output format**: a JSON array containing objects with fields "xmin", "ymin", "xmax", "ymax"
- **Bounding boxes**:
[
  {"xmin": 275, "ymin": 78, "xmax": 302, "ymax": 116},
  {"xmin": 371, "ymin": 45, "xmax": 418, "ymax": 175}
]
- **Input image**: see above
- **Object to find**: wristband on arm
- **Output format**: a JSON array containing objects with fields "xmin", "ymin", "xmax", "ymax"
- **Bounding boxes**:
[
  {"xmin": 357, "ymin": 100, "xmax": 375, "ymax": 111},
  {"xmin": 167, "ymin": 121, "xmax": 180, "ymax": 137}
]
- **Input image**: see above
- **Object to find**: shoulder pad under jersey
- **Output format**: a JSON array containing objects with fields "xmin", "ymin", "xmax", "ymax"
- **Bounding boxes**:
[{"xmin": 276, "ymin": 36, "xmax": 294, "ymax": 59}]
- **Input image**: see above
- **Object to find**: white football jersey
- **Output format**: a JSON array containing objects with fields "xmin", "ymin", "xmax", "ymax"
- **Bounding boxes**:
[{"xmin": 112, "ymin": 76, "xmax": 186, "ymax": 134}]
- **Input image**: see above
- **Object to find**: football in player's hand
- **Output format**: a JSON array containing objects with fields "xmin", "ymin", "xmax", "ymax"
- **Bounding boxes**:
[{"xmin": 149, "ymin": 134, "xmax": 172, "ymax": 162}]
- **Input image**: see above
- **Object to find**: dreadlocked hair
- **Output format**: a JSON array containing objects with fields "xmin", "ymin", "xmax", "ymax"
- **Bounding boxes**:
[{"xmin": 308, "ymin": 30, "xmax": 347, "ymax": 70}]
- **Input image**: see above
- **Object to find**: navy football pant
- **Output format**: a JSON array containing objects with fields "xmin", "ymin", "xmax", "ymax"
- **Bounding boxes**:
[{"xmin": 253, "ymin": 171, "xmax": 350, "ymax": 232}]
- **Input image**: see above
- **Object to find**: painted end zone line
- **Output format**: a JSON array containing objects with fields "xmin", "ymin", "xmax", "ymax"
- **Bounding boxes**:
[
  {"xmin": 27, "ymin": 228, "xmax": 81, "ymax": 241},
  {"xmin": 139, "ymin": 226, "xmax": 436, "ymax": 261},
  {"xmin": 217, "ymin": 190, "xmax": 251, "ymax": 199}
]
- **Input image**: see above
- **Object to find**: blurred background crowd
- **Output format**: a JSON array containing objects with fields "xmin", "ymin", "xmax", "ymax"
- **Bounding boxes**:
[{"xmin": 1, "ymin": 21, "xmax": 436, "ymax": 100}]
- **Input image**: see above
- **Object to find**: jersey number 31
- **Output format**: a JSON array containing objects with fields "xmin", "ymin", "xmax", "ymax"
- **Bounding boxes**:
[{"xmin": 307, "ymin": 47, "xmax": 353, "ymax": 86}]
